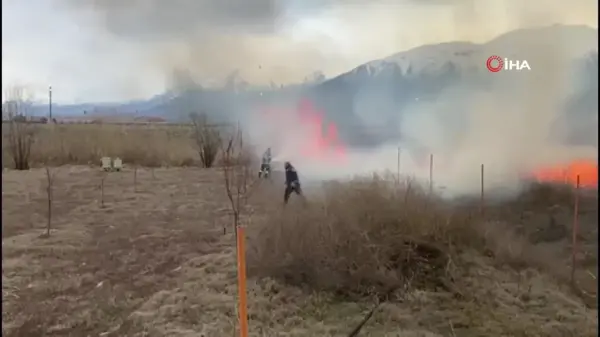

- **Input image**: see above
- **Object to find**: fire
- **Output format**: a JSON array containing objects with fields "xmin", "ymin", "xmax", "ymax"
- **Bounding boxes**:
[
  {"xmin": 260, "ymin": 99, "xmax": 347, "ymax": 164},
  {"xmin": 296, "ymin": 99, "xmax": 346, "ymax": 162},
  {"xmin": 532, "ymin": 159, "xmax": 598, "ymax": 188}
]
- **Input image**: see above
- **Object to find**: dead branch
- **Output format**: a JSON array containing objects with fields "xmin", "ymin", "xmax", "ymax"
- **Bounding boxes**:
[{"xmin": 347, "ymin": 288, "xmax": 395, "ymax": 337}]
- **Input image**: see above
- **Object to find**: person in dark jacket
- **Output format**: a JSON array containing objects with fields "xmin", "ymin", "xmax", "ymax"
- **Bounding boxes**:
[{"xmin": 283, "ymin": 161, "xmax": 304, "ymax": 204}]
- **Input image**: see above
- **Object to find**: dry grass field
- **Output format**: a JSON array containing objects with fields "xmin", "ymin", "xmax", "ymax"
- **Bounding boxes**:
[
  {"xmin": 2, "ymin": 124, "xmax": 599, "ymax": 337},
  {"xmin": 2, "ymin": 123, "xmax": 206, "ymax": 168}
]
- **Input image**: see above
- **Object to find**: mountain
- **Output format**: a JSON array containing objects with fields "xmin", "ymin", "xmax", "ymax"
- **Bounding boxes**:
[
  {"xmin": 306, "ymin": 25, "xmax": 598, "ymax": 147},
  {"xmin": 25, "ymin": 25, "xmax": 598, "ymax": 149},
  {"xmin": 26, "ymin": 91, "xmax": 178, "ymax": 118}
]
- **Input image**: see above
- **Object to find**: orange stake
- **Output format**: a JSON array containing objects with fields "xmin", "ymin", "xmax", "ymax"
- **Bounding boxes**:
[{"xmin": 236, "ymin": 226, "xmax": 249, "ymax": 337}]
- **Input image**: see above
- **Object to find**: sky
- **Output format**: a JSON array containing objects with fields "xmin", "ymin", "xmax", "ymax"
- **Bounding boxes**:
[{"xmin": 2, "ymin": 0, "xmax": 598, "ymax": 104}]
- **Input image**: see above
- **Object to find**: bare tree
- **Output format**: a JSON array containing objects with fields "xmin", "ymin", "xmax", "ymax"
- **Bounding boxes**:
[
  {"xmin": 221, "ymin": 125, "xmax": 258, "ymax": 337},
  {"xmin": 190, "ymin": 112, "xmax": 221, "ymax": 168},
  {"xmin": 3, "ymin": 86, "xmax": 36, "ymax": 170},
  {"xmin": 221, "ymin": 126, "xmax": 257, "ymax": 234}
]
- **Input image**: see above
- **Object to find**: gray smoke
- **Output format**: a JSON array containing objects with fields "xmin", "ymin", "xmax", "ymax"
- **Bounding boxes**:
[
  {"xmin": 51, "ymin": 0, "xmax": 598, "ymax": 196},
  {"xmin": 53, "ymin": 0, "xmax": 598, "ymax": 88}
]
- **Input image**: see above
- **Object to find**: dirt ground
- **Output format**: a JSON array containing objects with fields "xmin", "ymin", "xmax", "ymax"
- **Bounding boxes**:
[{"xmin": 2, "ymin": 166, "xmax": 598, "ymax": 337}]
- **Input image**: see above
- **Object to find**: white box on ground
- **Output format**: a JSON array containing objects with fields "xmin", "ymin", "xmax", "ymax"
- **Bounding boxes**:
[
  {"xmin": 101, "ymin": 157, "xmax": 112, "ymax": 171},
  {"xmin": 113, "ymin": 158, "xmax": 123, "ymax": 171}
]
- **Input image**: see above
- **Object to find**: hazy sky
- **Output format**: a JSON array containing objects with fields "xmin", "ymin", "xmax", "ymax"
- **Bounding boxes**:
[{"xmin": 2, "ymin": 0, "xmax": 597, "ymax": 104}]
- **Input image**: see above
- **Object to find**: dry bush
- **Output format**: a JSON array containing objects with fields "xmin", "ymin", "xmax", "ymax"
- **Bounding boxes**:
[
  {"xmin": 485, "ymin": 181, "xmax": 597, "ymax": 243},
  {"xmin": 493, "ymin": 181, "xmax": 596, "ymax": 216},
  {"xmin": 190, "ymin": 112, "xmax": 221, "ymax": 168},
  {"xmin": 508, "ymin": 181, "xmax": 577, "ymax": 211},
  {"xmin": 216, "ymin": 126, "xmax": 255, "ymax": 168},
  {"xmin": 486, "ymin": 181, "xmax": 598, "ymax": 305},
  {"xmin": 248, "ymin": 173, "xmax": 482, "ymax": 299},
  {"xmin": 218, "ymin": 146, "xmax": 254, "ymax": 168},
  {"xmin": 2, "ymin": 86, "xmax": 36, "ymax": 170}
]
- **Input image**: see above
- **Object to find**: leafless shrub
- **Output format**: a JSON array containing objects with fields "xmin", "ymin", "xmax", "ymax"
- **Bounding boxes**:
[
  {"xmin": 221, "ymin": 126, "xmax": 258, "ymax": 234},
  {"xmin": 3, "ymin": 86, "xmax": 36, "ymax": 170},
  {"xmin": 190, "ymin": 112, "xmax": 221, "ymax": 168}
]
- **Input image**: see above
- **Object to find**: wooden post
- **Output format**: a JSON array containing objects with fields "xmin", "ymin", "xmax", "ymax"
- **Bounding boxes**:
[
  {"xmin": 429, "ymin": 154, "xmax": 433, "ymax": 194},
  {"xmin": 480, "ymin": 164, "xmax": 485, "ymax": 216},
  {"xmin": 397, "ymin": 147, "xmax": 401, "ymax": 184},
  {"xmin": 101, "ymin": 174, "xmax": 106, "ymax": 208},
  {"xmin": 570, "ymin": 174, "xmax": 581, "ymax": 285},
  {"xmin": 236, "ymin": 225, "xmax": 249, "ymax": 337},
  {"xmin": 133, "ymin": 166, "xmax": 138, "ymax": 192},
  {"xmin": 45, "ymin": 167, "xmax": 53, "ymax": 237}
]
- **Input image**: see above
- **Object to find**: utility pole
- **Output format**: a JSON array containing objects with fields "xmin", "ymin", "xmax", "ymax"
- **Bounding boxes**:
[{"xmin": 48, "ymin": 85, "xmax": 53, "ymax": 121}]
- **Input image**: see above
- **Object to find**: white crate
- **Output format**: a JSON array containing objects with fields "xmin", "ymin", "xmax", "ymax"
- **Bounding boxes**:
[
  {"xmin": 101, "ymin": 157, "xmax": 112, "ymax": 171},
  {"xmin": 113, "ymin": 157, "xmax": 123, "ymax": 171}
]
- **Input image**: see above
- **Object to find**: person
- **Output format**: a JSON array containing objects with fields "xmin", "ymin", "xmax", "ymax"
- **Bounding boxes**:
[
  {"xmin": 283, "ymin": 161, "xmax": 304, "ymax": 204},
  {"xmin": 258, "ymin": 148, "xmax": 272, "ymax": 178}
]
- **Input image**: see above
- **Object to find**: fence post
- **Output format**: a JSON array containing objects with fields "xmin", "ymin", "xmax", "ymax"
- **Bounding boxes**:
[
  {"xmin": 429, "ymin": 154, "xmax": 433, "ymax": 194},
  {"xmin": 570, "ymin": 174, "xmax": 581, "ymax": 285},
  {"xmin": 397, "ymin": 147, "xmax": 401, "ymax": 184},
  {"xmin": 480, "ymin": 164, "xmax": 485, "ymax": 216}
]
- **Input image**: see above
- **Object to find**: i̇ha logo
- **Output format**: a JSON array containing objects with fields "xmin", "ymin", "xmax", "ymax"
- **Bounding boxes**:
[{"xmin": 486, "ymin": 55, "xmax": 531, "ymax": 72}]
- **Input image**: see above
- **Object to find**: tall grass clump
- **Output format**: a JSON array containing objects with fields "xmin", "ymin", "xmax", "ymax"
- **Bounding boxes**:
[{"xmin": 248, "ymin": 173, "xmax": 482, "ymax": 298}]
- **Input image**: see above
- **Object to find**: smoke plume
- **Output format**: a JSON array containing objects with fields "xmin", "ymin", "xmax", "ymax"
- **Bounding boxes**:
[
  {"xmin": 53, "ymin": 0, "xmax": 597, "ymax": 87},
  {"xmin": 53, "ymin": 0, "xmax": 598, "ymax": 196}
]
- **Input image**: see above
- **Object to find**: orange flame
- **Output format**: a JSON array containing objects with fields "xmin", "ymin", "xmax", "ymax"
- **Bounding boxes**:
[
  {"xmin": 260, "ymin": 99, "xmax": 347, "ymax": 164},
  {"xmin": 532, "ymin": 159, "xmax": 598, "ymax": 188},
  {"xmin": 297, "ymin": 99, "xmax": 346, "ymax": 162}
]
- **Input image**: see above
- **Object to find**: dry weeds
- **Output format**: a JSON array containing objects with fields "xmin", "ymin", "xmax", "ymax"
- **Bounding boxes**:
[{"xmin": 2, "ymin": 165, "xmax": 597, "ymax": 337}]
